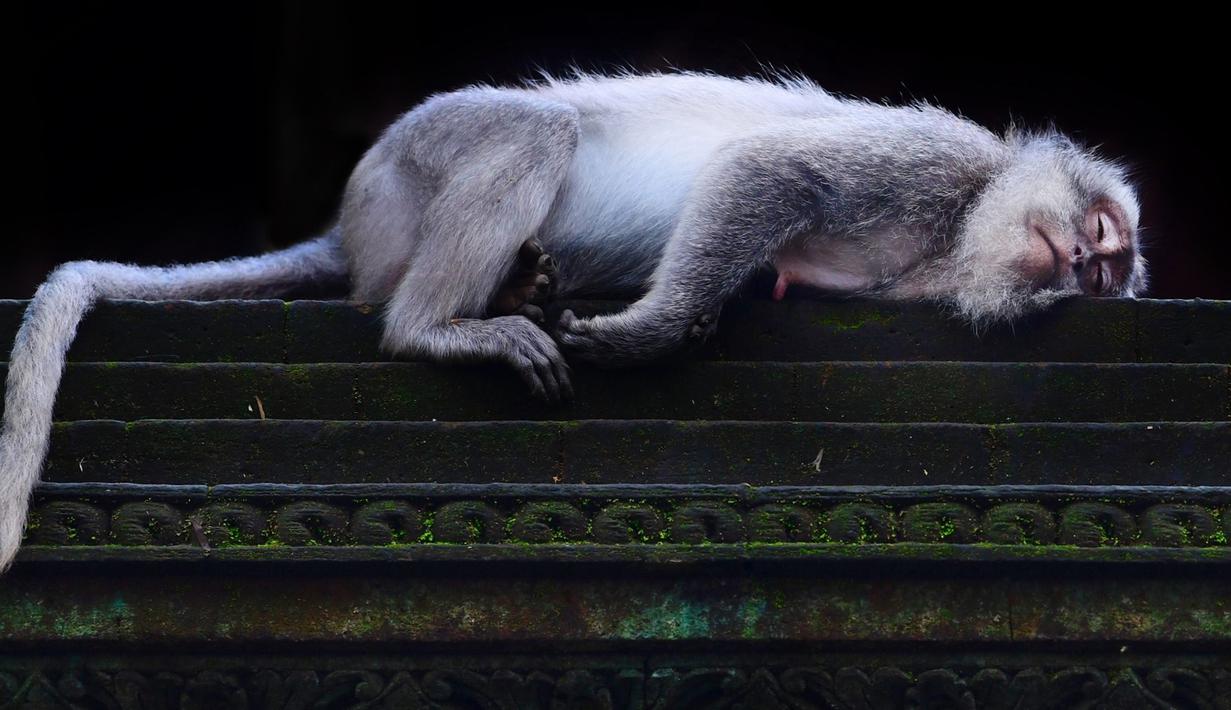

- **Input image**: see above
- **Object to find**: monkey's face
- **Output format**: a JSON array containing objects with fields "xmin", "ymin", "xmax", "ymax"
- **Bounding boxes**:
[
  {"xmin": 1000, "ymin": 135, "xmax": 1145, "ymax": 300},
  {"xmin": 936, "ymin": 134, "xmax": 1144, "ymax": 326},
  {"xmin": 1026, "ymin": 196, "xmax": 1141, "ymax": 297}
]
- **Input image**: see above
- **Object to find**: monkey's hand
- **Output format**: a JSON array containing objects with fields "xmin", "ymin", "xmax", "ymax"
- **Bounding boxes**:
[
  {"xmin": 555, "ymin": 306, "xmax": 718, "ymax": 367},
  {"xmin": 487, "ymin": 316, "xmax": 574, "ymax": 402},
  {"xmin": 421, "ymin": 316, "xmax": 574, "ymax": 403}
]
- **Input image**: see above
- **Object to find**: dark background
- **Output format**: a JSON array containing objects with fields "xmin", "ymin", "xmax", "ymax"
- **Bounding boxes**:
[{"xmin": 8, "ymin": 5, "xmax": 1226, "ymax": 298}]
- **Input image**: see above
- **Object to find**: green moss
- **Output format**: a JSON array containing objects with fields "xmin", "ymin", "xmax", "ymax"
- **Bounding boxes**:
[
  {"xmin": 1189, "ymin": 609, "xmax": 1231, "ymax": 637},
  {"xmin": 770, "ymin": 589, "xmax": 787, "ymax": 610},
  {"xmin": 813, "ymin": 308, "xmax": 898, "ymax": 332},
  {"xmin": 284, "ymin": 365, "xmax": 312, "ymax": 386},
  {"xmin": 614, "ymin": 596, "xmax": 712, "ymax": 640},
  {"xmin": 222, "ymin": 522, "xmax": 245, "ymax": 546},
  {"xmin": 417, "ymin": 512, "xmax": 436, "ymax": 544},
  {"xmin": 738, "ymin": 595, "xmax": 768, "ymax": 639}
]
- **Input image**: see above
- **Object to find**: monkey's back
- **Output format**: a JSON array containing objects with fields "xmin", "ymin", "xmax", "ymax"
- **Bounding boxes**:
[{"xmin": 532, "ymin": 73, "xmax": 850, "ymax": 295}]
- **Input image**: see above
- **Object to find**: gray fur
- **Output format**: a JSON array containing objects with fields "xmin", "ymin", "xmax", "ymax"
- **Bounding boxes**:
[
  {"xmin": 0, "ymin": 236, "xmax": 347, "ymax": 571},
  {"xmin": 0, "ymin": 71, "xmax": 1143, "ymax": 571}
]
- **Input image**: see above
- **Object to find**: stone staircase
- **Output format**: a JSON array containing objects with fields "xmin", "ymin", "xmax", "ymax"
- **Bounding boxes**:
[{"xmin": 0, "ymin": 297, "xmax": 1228, "ymax": 709}]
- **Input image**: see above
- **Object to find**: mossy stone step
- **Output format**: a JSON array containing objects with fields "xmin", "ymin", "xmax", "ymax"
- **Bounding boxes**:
[
  {"xmin": 43, "ymin": 420, "xmax": 1231, "ymax": 487},
  {"xmin": 2, "ymin": 298, "xmax": 1227, "ymax": 364},
  {"xmin": 20, "ymin": 481, "xmax": 1231, "ymax": 562},
  {"xmin": 21, "ymin": 361, "xmax": 1228, "ymax": 423},
  {"xmin": 1, "ymin": 568, "xmax": 1225, "ymax": 646},
  {"xmin": 3, "ymin": 298, "xmax": 1229, "ymax": 697}
]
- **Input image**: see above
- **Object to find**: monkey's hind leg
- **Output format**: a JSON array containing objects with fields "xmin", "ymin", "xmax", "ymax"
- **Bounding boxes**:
[
  {"xmin": 371, "ymin": 91, "xmax": 579, "ymax": 401},
  {"xmin": 488, "ymin": 239, "xmax": 559, "ymax": 324}
]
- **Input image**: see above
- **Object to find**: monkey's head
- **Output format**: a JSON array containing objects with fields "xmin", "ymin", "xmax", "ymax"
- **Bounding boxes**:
[{"xmin": 944, "ymin": 132, "xmax": 1144, "ymax": 326}]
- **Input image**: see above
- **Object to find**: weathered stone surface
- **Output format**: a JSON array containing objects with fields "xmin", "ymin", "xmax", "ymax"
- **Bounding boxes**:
[
  {"xmin": 1, "ymin": 656, "xmax": 1228, "ymax": 710},
  {"xmin": 2, "ymin": 568, "xmax": 1225, "ymax": 645},
  {"xmin": 41, "ymin": 420, "xmax": 1231, "ymax": 486},
  {"xmin": 3, "ymin": 297, "xmax": 1228, "ymax": 364},
  {"xmin": 1136, "ymin": 298, "xmax": 1231, "ymax": 363},
  {"xmin": 13, "ymin": 361, "xmax": 1226, "ymax": 423},
  {"xmin": 20, "ymin": 481, "xmax": 1231, "ymax": 555},
  {"xmin": 0, "ymin": 299, "xmax": 289, "ymax": 363},
  {"xmin": 2, "ymin": 297, "xmax": 1228, "ymax": 693}
]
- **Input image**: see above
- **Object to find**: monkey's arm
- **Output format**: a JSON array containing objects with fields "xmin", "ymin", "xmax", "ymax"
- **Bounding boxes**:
[{"xmin": 556, "ymin": 139, "xmax": 820, "ymax": 365}]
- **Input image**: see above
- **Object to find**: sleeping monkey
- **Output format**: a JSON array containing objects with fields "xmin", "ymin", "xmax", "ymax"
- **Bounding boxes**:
[{"xmin": 0, "ymin": 72, "xmax": 1145, "ymax": 570}]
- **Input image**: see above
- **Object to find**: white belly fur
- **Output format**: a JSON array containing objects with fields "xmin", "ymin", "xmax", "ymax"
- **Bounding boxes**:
[{"xmin": 543, "ymin": 113, "xmax": 734, "ymax": 247}]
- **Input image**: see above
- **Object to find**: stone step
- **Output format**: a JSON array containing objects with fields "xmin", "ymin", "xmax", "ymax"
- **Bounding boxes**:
[
  {"xmin": 4, "ymin": 653, "xmax": 1230, "ymax": 710},
  {"xmin": 3, "ymin": 297, "xmax": 1227, "ymax": 364},
  {"xmin": 4, "ymin": 296, "xmax": 1229, "ymax": 697},
  {"xmin": 19, "ymin": 361, "xmax": 1227, "ymax": 423},
  {"xmin": 43, "ymin": 420, "xmax": 1231, "ymax": 486},
  {"xmin": 2, "ymin": 566, "xmax": 1226, "ymax": 647}
]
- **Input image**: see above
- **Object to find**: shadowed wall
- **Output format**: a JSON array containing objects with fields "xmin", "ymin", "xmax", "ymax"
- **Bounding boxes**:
[{"xmin": 8, "ymin": 5, "xmax": 1226, "ymax": 298}]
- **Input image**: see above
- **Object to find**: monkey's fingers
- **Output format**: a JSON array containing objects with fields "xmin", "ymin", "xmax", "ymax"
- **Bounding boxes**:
[
  {"xmin": 553, "ymin": 352, "xmax": 574, "ymax": 400},
  {"xmin": 532, "ymin": 354, "xmax": 564, "ymax": 403},
  {"xmin": 503, "ymin": 320, "xmax": 572, "ymax": 403},
  {"xmin": 555, "ymin": 309, "xmax": 603, "ymax": 364},
  {"xmin": 510, "ymin": 348, "xmax": 554, "ymax": 403},
  {"xmin": 556, "ymin": 309, "xmax": 585, "ymax": 333}
]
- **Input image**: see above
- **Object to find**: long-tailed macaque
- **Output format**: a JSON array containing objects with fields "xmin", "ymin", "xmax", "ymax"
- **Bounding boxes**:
[{"xmin": 0, "ymin": 72, "xmax": 1145, "ymax": 570}]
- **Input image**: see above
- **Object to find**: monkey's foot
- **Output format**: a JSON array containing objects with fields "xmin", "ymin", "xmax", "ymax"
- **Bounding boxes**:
[
  {"xmin": 556, "ymin": 307, "xmax": 719, "ymax": 367},
  {"xmin": 688, "ymin": 313, "xmax": 718, "ymax": 342},
  {"xmin": 488, "ymin": 239, "xmax": 558, "ymax": 324}
]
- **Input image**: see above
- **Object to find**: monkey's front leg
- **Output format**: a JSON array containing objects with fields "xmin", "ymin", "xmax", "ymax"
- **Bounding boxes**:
[{"xmin": 556, "ymin": 148, "xmax": 819, "ymax": 366}]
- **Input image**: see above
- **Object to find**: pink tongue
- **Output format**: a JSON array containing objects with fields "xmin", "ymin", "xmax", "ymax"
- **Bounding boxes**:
[{"xmin": 773, "ymin": 273, "xmax": 789, "ymax": 301}]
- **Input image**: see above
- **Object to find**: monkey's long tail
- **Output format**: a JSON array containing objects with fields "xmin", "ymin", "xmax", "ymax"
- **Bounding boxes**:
[{"xmin": 0, "ymin": 231, "xmax": 349, "ymax": 571}]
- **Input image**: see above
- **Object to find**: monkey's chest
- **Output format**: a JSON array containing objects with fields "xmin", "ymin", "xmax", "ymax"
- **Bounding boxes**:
[{"xmin": 772, "ymin": 233, "xmax": 927, "ymax": 298}]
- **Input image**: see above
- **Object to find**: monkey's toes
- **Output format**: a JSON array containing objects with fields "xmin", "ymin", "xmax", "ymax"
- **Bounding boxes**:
[
  {"xmin": 687, "ymin": 312, "xmax": 719, "ymax": 342},
  {"xmin": 518, "ymin": 239, "xmax": 544, "ymax": 265},
  {"xmin": 515, "ymin": 303, "xmax": 545, "ymax": 324},
  {"xmin": 489, "ymin": 240, "xmax": 562, "ymax": 319}
]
